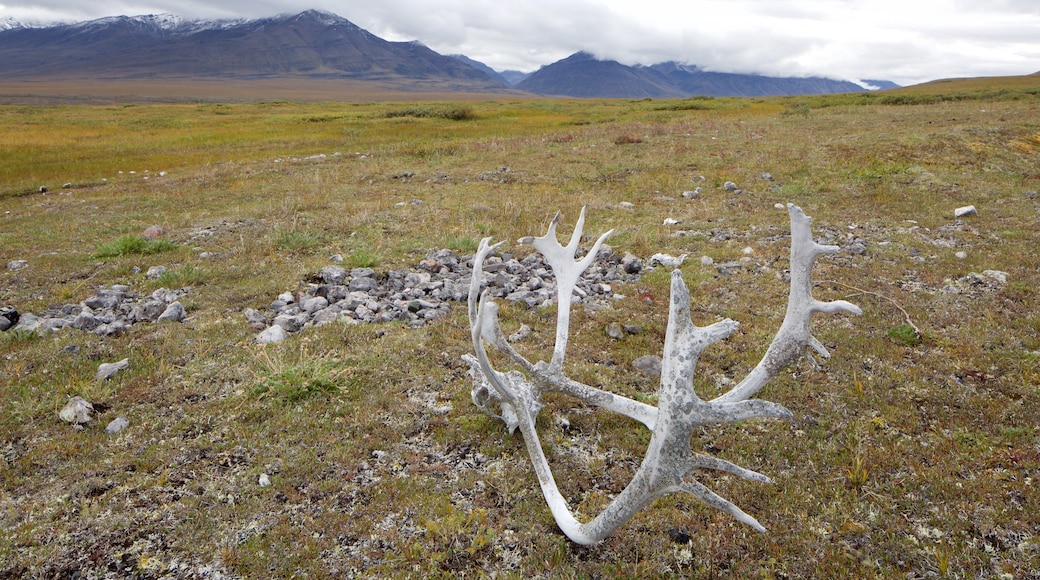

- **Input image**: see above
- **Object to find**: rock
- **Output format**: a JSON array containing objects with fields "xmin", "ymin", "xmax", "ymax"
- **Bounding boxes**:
[
  {"xmin": 606, "ymin": 323, "xmax": 624, "ymax": 339},
  {"xmin": 723, "ymin": 181, "xmax": 739, "ymax": 192},
  {"xmin": 508, "ymin": 324, "xmax": 531, "ymax": 343},
  {"xmin": 7, "ymin": 260, "xmax": 27, "ymax": 271},
  {"xmin": 847, "ymin": 242, "xmax": 867, "ymax": 255},
  {"xmin": 146, "ymin": 266, "xmax": 166, "ymax": 279},
  {"xmin": 244, "ymin": 308, "xmax": 267, "ymax": 325},
  {"xmin": 59, "ymin": 397, "xmax": 93, "ymax": 424},
  {"xmin": 11, "ymin": 313, "xmax": 41, "ymax": 333},
  {"xmin": 663, "ymin": 218, "xmax": 681, "ymax": 226},
  {"xmin": 105, "ymin": 417, "xmax": 129, "ymax": 434},
  {"xmin": 650, "ymin": 253, "xmax": 687, "ymax": 268},
  {"xmin": 954, "ymin": 205, "xmax": 977, "ymax": 218},
  {"xmin": 258, "ymin": 473, "xmax": 271, "ymax": 487},
  {"xmin": 715, "ymin": 262, "xmax": 742, "ymax": 275},
  {"xmin": 157, "ymin": 302, "xmax": 186, "ymax": 322},
  {"xmin": 621, "ymin": 253, "xmax": 643, "ymax": 274},
  {"xmin": 618, "ymin": 201, "xmax": 635, "ymax": 209},
  {"xmin": 632, "ymin": 355, "xmax": 663, "ymax": 377},
  {"xmin": 955, "ymin": 251, "xmax": 968, "ymax": 259},
  {"xmin": 981, "ymin": 270, "xmax": 1008, "ymax": 284},
  {"xmin": 623, "ymin": 324, "xmax": 643, "ymax": 335},
  {"xmin": 700, "ymin": 256, "xmax": 714, "ymax": 266},
  {"xmin": 320, "ymin": 265, "xmax": 348, "ymax": 285},
  {"xmin": 277, "ymin": 291, "xmax": 295, "ymax": 304},
  {"xmin": 760, "ymin": 172, "xmax": 774, "ymax": 181},
  {"xmin": 130, "ymin": 300, "xmax": 167, "ymax": 322},
  {"xmin": 95, "ymin": 358, "xmax": 129, "ymax": 381},
  {"xmin": 349, "ymin": 276, "xmax": 379, "ymax": 292},
  {"xmin": 72, "ymin": 312, "xmax": 100, "ymax": 331},
  {"xmin": 257, "ymin": 325, "xmax": 288, "ymax": 343},
  {"xmin": 681, "ymin": 187, "xmax": 701, "ymax": 199},
  {"xmin": 302, "ymin": 296, "xmax": 329, "ymax": 314},
  {"xmin": 142, "ymin": 225, "xmax": 164, "ymax": 240},
  {"xmin": 0, "ymin": 306, "xmax": 19, "ymax": 331},
  {"xmin": 351, "ymin": 267, "xmax": 376, "ymax": 279}
]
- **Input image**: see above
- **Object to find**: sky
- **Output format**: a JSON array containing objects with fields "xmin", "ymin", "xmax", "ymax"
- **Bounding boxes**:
[{"xmin": 2, "ymin": 0, "xmax": 1038, "ymax": 86}]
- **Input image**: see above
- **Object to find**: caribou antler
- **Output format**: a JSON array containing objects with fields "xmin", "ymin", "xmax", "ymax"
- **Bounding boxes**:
[{"xmin": 465, "ymin": 204, "xmax": 861, "ymax": 544}]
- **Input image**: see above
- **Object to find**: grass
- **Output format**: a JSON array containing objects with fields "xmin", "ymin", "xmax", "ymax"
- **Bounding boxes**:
[
  {"xmin": 1, "ymin": 76, "xmax": 1039, "ymax": 578},
  {"xmin": 93, "ymin": 234, "xmax": 179, "ymax": 258}
]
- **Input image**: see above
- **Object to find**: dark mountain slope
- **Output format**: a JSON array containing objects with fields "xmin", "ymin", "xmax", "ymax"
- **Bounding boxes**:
[{"xmin": 517, "ymin": 52, "xmax": 686, "ymax": 98}]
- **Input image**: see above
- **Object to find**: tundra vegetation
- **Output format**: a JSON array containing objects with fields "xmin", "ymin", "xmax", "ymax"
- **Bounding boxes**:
[{"xmin": 1, "ymin": 78, "xmax": 1039, "ymax": 578}]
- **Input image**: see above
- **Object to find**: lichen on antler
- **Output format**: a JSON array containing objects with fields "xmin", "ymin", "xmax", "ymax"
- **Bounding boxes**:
[{"xmin": 465, "ymin": 204, "xmax": 861, "ymax": 544}]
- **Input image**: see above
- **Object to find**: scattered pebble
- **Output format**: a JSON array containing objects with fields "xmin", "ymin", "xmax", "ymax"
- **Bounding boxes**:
[
  {"xmin": 258, "ymin": 473, "xmax": 271, "ymax": 487},
  {"xmin": 954, "ymin": 205, "xmax": 977, "ymax": 218},
  {"xmin": 955, "ymin": 251, "xmax": 968, "ymax": 259}
]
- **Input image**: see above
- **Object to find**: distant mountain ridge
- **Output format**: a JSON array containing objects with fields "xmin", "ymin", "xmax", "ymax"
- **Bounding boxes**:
[
  {"xmin": 517, "ymin": 52, "xmax": 896, "ymax": 97},
  {"xmin": 0, "ymin": 10, "xmax": 898, "ymax": 97},
  {"xmin": 0, "ymin": 10, "xmax": 507, "ymax": 91}
]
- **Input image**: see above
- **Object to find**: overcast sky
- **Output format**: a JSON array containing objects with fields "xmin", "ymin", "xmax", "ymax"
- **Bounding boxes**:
[{"xmin": 2, "ymin": 0, "xmax": 1038, "ymax": 86}]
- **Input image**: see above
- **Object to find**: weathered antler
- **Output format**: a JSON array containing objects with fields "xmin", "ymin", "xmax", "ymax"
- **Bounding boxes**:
[{"xmin": 465, "ymin": 204, "xmax": 861, "ymax": 544}]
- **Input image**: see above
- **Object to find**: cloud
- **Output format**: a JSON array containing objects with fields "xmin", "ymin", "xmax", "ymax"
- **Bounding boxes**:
[{"xmin": 1, "ymin": 0, "xmax": 1038, "ymax": 84}]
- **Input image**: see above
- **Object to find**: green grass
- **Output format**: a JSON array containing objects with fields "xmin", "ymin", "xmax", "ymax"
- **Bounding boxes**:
[
  {"xmin": 1, "ymin": 80, "xmax": 1039, "ymax": 578},
  {"xmin": 93, "ymin": 234, "xmax": 178, "ymax": 258}
]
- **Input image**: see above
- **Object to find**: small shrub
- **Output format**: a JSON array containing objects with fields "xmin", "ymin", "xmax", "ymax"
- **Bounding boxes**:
[
  {"xmin": 252, "ymin": 349, "xmax": 350, "ymax": 404},
  {"xmin": 156, "ymin": 264, "xmax": 207, "ymax": 287},
  {"xmin": 94, "ymin": 235, "xmax": 177, "ymax": 258},
  {"xmin": 887, "ymin": 323, "xmax": 922, "ymax": 346},
  {"xmin": 383, "ymin": 105, "xmax": 475, "ymax": 121},
  {"xmin": 273, "ymin": 227, "xmax": 322, "ymax": 252},
  {"xmin": 346, "ymin": 248, "xmax": 380, "ymax": 268},
  {"xmin": 446, "ymin": 236, "xmax": 478, "ymax": 254}
]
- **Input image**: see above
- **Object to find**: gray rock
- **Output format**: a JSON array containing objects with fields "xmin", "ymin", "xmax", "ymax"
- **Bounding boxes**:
[
  {"xmin": 152, "ymin": 288, "xmax": 183, "ymax": 303},
  {"xmin": 94, "ymin": 320, "xmax": 128, "ymax": 336},
  {"xmin": 320, "ymin": 265, "xmax": 348, "ymax": 285},
  {"xmin": 11, "ymin": 313, "xmax": 41, "ymax": 333},
  {"xmin": 105, "ymin": 416, "xmax": 129, "ymax": 434},
  {"xmin": 146, "ymin": 266, "xmax": 167, "ymax": 279},
  {"xmin": 72, "ymin": 312, "xmax": 100, "ymax": 331},
  {"xmin": 95, "ymin": 358, "xmax": 129, "ymax": 381},
  {"xmin": 7, "ymin": 260, "xmax": 27, "ymax": 271},
  {"xmin": 0, "ymin": 306, "xmax": 20, "ymax": 331},
  {"xmin": 157, "ymin": 301, "xmax": 186, "ymax": 322},
  {"xmin": 244, "ymin": 308, "xmax": 267, "ymax": 324},
  {"xmin": 257, "ymin": 325, "xmax": 288, "ymax": 343},
  {"xmin": 621, "ymin": 252, "xmax": 643, "ymax": 274},
  {"xmin": 302, "ymin": 296, "xmax": 329, "ymax": 314},
  {"xmin": 351, "ymin": 267, "xmax": 376, "ymax": 279},
  {"xmin": 508, "ymin": 324, "xmax": 532, "ymax": 343},
  {"xmin": 273, "ymin": 313, "xmax": 306, "ymax": 333},
  {"xmin": 954, "ymin": 205, "xmax": 978, "ymax": 218},
  {"xmin": 632, "ymin": 355, "xmax": 663, "ymax": 377},
  {"xmin": 59, "ymin": 396, "xmax": 94, "ymax": 424},
  {"xmin": 606, "ymin": 323, "xmax": 624, "ymax": 339},
  {"xmin": 723, "ymin": 181, "xmax": 739, "ymax": 192},
  {"xmin": 130, "ymin": 300, "xmax": 166, "ymax": 322},
  {"xmin": 349, "ymin": 276, "xmax": 379, "ymax": 292}
]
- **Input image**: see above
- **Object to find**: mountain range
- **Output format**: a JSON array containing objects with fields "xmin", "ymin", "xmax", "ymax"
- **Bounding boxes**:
[{"xmin": 0, "ymin": 10, "xmax": 898, "ymax": 98}]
